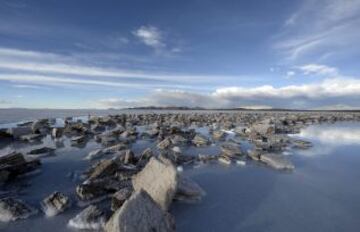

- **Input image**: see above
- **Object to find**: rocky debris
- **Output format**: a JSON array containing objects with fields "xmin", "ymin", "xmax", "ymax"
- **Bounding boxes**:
[
  {"xmin": 212, "ymin": 130, "xmax": 226, "ymax": 141},
  {"xmin": 175, "ymin": 176, "xmax": 205, "ymax": 202},
  {"xmin": 251, "ymin": 119, "xmax": 275, "ymax": 135},
  {"xmin": 132, "ymin": 157, "xmax": 177, "ymax": 210},
  {"xmin": 218, "ymin": 155, "xmax": 232, "ymax": 165},
  {"xmin": 192, "ymin": 134, "xmax": 209, "ymax": 146},
  {"xmin": 170, "ymin": 134, "xmax": 188, "ymax": 145},
  {"xmin": 68, "ymin": 205, "xmax": 106, "ymax": 230},
  {"xmin": 111, "ymin": 187, "xmax": 133, "ymax": 211},
  {"xmin": 103, "ymin": 143, "xmax": 128, "ymax": 154},
  {"xmin": 138, "ymin": 148, "xmax": 153, "ymax": 163},
  {"xmin": 88, "ymin": 159, "xmax": 119, "ymax": 180},
  {"xmin": 0, "ymin": 197, "xmax": 38, "ymax": 222},
  {"xmin": 105, "ymin": 190, "xmax": 175, "ymax": 232},
  {"xmin": 0, "ymin": 128, "xmax": 13, "ymax": 139},
  {"xmin": 86, "ymin": 148, "xmax": 104, "ymax": 160},
  {"xmin": 51, "ymin": 128, "xmax": 63, "ymax": 138},
  {"xmin": 71, "ymin": 135, "xmax": 86, "ymax": 145},
  {"xmin": 28, "ymin": 146, "xmax": 55, "ymax": 155},
  {"xmin": 76, "ymin": 178, "xmax": 131, "ymax": 201},
  {"xmin": 0, "ymin": 152, "xmax": 41, "ymax": 183},
  {"xmin": 41, "ymin": 191, "xmax": 70, "ymax": 217},
  {"xmin": 157, "ymin": 137, "xmax": 172, "ymax": 150},
  {"xmin": 291, "ymin": 139, "xmax": 313, "ymax": 149},
  {"xmin": 220, "ymin": 142, "xmax": 243, "ymax": 158},
  {"xmin": 7, "ymin": 126, "xmax": 32, "ymax": 139}
]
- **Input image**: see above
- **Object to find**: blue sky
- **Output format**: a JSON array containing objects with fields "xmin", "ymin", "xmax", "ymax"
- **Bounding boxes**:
[{"xmin": 0, "ymin": 0, "xmax": 360, "ymax": 109}]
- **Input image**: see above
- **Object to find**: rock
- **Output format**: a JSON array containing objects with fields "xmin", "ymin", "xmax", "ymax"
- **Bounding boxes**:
[
  {"xmin": 86, "ymin": 148, "xmax": 104, "ymax": 160},
  {"xmin": 105, "ymin": 190, "xmax": 175, "ymax": 232},
  {"xmin": 220, "ymin": 142, "xmax": 243, "ymax": 157},
  {"xmin": 138, "ymin": 148, "xmax": 153, "ymax": 162},
  {"xmin": 88, "ymin": 159, "xmax": 119, "ymax": 180},
  {"xmin": 7, "ymin": 126, "xmax": 32, "ymax": 139},
  {"xmin": 32, "ymin": 119, "xmax": 49, "ymax": 134},
  {"xmin": 68, "ymin": 205, "xmax": 106, "ymax": 230},
  {"xmin": 0, "ymin": 152, "xmax": 41, "ymax": 183},
  {"xmin": 41, "ymin": 191, "xmax": 70, "ymax": 217},
  {"xmin": 172, "ymin": 146, "xmax": 182, "ymax": 154},
  {"xmin": 175, "ymin": 176, "xmax": 205, "ymax": 202},
  {"xmin": 28, "ymin": 147, "xmax": 55, "ymax": 155},
  {"xmin": 103, "ymin": 143, "xmax": 128, "ymax": 154},
  {"xmin": 0, "ymin": 197, "xmax": 38, "ymax": 222},
  {"xmin": 111, "ymin": 187, "xmax": 133, "ymax": 211},
  {"xmin": 212, "ymin": 130, "xmax": 226, "ymax": 140},
  {"xmin": 292, "ymin": 139, "xmax": 313, "ymax": 149},
  {"xmin": 260, "ymin": 153, "xmax": 294, "ymax": 170},
  {"xmin": 51, "ymin": 128, "xmax": 63, "ymax": 138},
  {"xmin": 132, "ymin": 157, "xmax": 177, "ymax": 210},
  {"xmin": 170, "ymin": 135, "xmax": 188, "ymax": 145},
  {"xmin": 218, "ymin": 155, "xmax": 232, "ymax": 165},
  {"xmin": 71, "ymin": 135, "xmax": 86, "ymax": 145},
  {"xmin": 192, "ymin": 134, "xmax": 209, "ymax": 146},
  {"xmin": 19, "ymin": 133, "xmax": 43, "ymax": 142},
  {"xmin": 157, "ymin": 138, "xmax": 171, "ymax": 150}
]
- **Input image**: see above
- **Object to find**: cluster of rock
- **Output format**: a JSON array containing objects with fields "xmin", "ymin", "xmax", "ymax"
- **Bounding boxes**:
[{"xmin": 1, "ymin": 111, "xmax": 360, "ymax": 229}]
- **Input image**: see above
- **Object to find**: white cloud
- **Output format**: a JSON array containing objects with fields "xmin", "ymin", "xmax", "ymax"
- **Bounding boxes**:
[
  {"xmin": 133, "ymin": 26, "xmax": 165, "ymax": 50},
  {"xmin": 298, "ymin": 64, "xmax": 338, "ymax": 76},
  {"xmin": 286, "ymin": 71, "xmax": 295, "ymax": 78},
  {"xmin": 276, "ymin": 0, "xmax": 360, "ymax": 61}
]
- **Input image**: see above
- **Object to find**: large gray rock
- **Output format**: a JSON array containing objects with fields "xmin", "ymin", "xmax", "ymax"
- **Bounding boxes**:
[
  {"xmin": 132, "ymin": 157, "xmax": 177, "ymax": 210},
  {"xmin": 105, "ymin": 190, "xmax": 175, "ymax": 232},
  {"xmin": 0, "ymin": 197, "xmax": 38, "ymax": 222},
  {"xmin": 68, "ymin": 205, "xmax": 106, "ymax": 230},
  {"xmin": 111, "ymin": 187, "xmax": 133, "ymax": 211},
  {"xmin": 41, "ymin": 191, "xmax": 70, "ymax": 217}
]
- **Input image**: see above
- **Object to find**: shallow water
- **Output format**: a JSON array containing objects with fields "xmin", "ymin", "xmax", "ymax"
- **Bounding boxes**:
[
  {"xmin": 1, "ymin": 122, "xmax": 360, "ymax": 231},
  {"xmin": 173, "ymin": 122, "xmax": 360, "ymax": 232}
]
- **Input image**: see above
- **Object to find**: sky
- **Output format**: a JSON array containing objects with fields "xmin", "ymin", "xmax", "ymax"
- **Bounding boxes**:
[{"xmin": 0, "ymin": 0, "xmax": 360, "ymax": 109}]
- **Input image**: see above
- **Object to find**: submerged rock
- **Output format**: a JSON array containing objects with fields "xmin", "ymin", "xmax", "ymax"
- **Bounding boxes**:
[
  {"xmin": 7, "ymin": 126, "xmax": 32, "ymax": 139},
  {"xmin": 132, "ymin": 157, "xmax": 177, "ymax": 210},
  {"xmin": 105, "ymin": 190, "xmax": 175, "ymax": 232},
  {"xmin": 41, "ymin": 191, "xmax": 70, "ymax": 217},
  {"xmin": 220, "ymin": 142, "xmax": 243, "ymax": 157},
  {"xmin": 175, "ymin": 176, "xmax": 205, "ymax": 202},
  {"xmin": 192, "ymin": 134, "xmax": 209, "ymax": 146},
  {"xmin": 28, "ymin": 146, "xmax": 55, "ymax": 155},
  {"xmin": 260, "ymin": 153, "xmax": 294, "ymax": 170},
  {"xmin": 0, "ymin": 197, "xmax": 38, "ymax": 222},
  {"xmin": 68, "ymin": 205, "xmax": 106, "ymax": 230}
]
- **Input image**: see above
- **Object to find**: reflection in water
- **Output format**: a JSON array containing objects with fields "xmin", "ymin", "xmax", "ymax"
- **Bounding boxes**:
[{"xmin": 298, "ymin": 123, "xmax": 360, "ymax": 145}]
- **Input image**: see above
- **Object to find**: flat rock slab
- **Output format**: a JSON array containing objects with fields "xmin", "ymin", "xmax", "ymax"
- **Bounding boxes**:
[
  {"xmin": 105, "ymin": 190, "xmax": 175, "ymax": 232},
  {"xmin": 68, "ymin": 205, "xmax": 106, "ymax": 230},
  {"xmin": 132, "ymin": 157, "xmax": 177, "ymax": 210},
  {"xmin": 260, "ymin": 153, "xmax": 294, "ymax": 170}
]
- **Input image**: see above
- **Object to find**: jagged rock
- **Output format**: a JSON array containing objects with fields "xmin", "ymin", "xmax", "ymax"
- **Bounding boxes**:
[
  {"xmin": 111, "ymin": 187, "xmax": 133, "ymax": 211},
  {"xmin": 105, "ymin": 190, "xmax": 175, "ymax": 232},
  {"xmin": 76, "ymin": 178, "xmax": 130, "ymax": 201},
  {"xmin": 170, "ymin": 135, "xmax": 188, "ymax": 145},
  {"xmin": 260, "ymin": 153, "xmax": 294, "ymax": 170},
  {"xmin": 132, "ymin": 157, "xmax": 177, "ymax": 210},
  {"xmin": 0, "ymin": 152, "xmax": 41, "ymax": 183},
  {"xmin": 175, "ymin": 176, "xmax": 205, "ymax": 202},
  {"xmin": 192, "ymin": 134, "xmax": 209, "ymax": 146},
  {"xmin": 88, "ymin": 159, "xmax": 119, "ymax": 180},
  {"xmin": 138, "ymin": 148, "xmax": 153, "ymax": 162},
  {"xmin": 157, "ymin": 138, "xmax": 171, "ymax": 150},
  {"xmin": 0, "ymin": 197, "xmax": 38, "ymax": 222},
  {"xmin": 220, "ymin": 142, "xmax": 243, "ymax": 157},
  {"xmin": 218, "ymin": 155, "xmax": 232, "ymax": 165},
  {"xmin": 41, "ymin": 191, "xmax": 70, "ymax": 217},
  {"xmin": 68, "ymin": 205, "xmax": 106, "ymax": 230},
  {"xmin": 7, "ymin": 126, "xmax": 32, "ymax": 139},
  {"xmin": 103, "ymin": 143, "xmax": 128, "ymax": 154}
]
